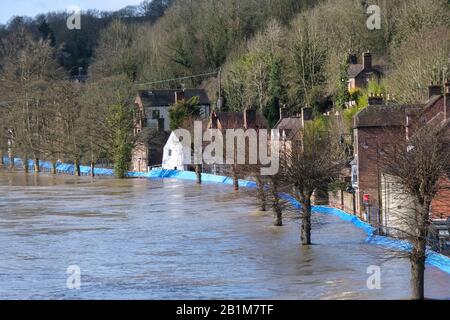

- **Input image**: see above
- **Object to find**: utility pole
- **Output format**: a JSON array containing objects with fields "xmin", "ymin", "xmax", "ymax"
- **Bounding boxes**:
[
  {"xmin": 443, "ymin": 66, "xmax": 448, "ymax": 120},
  {"xmin": 217, "ymin": 68, "xmax": 222, "ymax": 111}
]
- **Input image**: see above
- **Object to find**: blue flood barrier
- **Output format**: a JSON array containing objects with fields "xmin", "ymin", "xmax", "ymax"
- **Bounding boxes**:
[
  {"xmin": 2, "ymin": 157, "xmax": 114, "ymax": 176},
  {"xmin": 2, "ymin": 157, "xmax": 450, "ymax": 275}
]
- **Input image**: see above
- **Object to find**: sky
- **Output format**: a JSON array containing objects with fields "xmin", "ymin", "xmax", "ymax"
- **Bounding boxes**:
[{"xmin": 0, "ymin": 0, "xmax": 143, "ymax": 24}]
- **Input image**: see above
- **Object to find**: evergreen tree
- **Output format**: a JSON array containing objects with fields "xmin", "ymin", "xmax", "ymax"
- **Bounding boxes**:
[
  {"xmin": 169, "ymin": 96, "xmax": 201, "ymax": 131},
  {"xmin": 265, "ymin": 57, "xmax": 284, "ymax": 128},
  {"xmin": 37, "ymin": 18, "xmax": 56, "ymax": 47},
  {"xmin": 335, "ymin": 57, "xmax": 350, "ymax": 109},
  {"xmin": 109, "ymin": 102, "xmax": 135, "ymax": 178}
]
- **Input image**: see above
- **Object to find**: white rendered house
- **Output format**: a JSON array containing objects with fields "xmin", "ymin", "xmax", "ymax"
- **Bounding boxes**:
[{"xmin": 162, "ymin": 131, "xmax": 192, "ymax": 171}]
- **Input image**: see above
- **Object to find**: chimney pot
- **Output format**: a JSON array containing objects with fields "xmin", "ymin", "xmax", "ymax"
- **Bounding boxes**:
[{"xmin": 368, "ymin": 95, "xmax": 384, "ymax": 106}]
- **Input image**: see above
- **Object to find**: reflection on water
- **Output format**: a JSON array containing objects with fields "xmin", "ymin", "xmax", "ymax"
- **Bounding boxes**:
[{"xmin": 0, "ymin": 171, "xmax": 448, "ymax": 300}]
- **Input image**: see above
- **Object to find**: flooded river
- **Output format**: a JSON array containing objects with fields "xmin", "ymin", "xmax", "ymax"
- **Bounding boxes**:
[{"xmin": 0, "ymin": 171, "xmax": 448, "ymax": 299}]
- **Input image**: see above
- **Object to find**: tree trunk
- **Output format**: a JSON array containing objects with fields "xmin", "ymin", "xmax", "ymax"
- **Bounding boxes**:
[
  {"xmin": 8, "ymin": 151, "xmax": 14, "ymax": 169},
  {"xmin": 256, "ymin": 176, "xmax": 266, "ymax": 211},
  {"xmin": 195, "ymin": 164, "xmax": 202, "ymax": 184},
  {"xmin": 410, "ymin": 243, "xmax": 426, "ymax": 300},
  {"xmin": 90, "ymin": 161, "xmax": 95, "ymax": 177},
  {"xmin": 34, "ymin": 157, "xmax": 40, "ymax": 173},
  {"xmin": 74, "ymin": 159, "xmax": 81, "ymax": 177},
  {"xmin": 270, "ymin": 177, "xmax": 282, "ymax": 226},
  {"xmin": 232, "ymin": 165, "xmax": 239, "ymax": 191},
  {"xmin": 0, "ymin": 149, "xmax": 4, "ymax": 166},
  {"xmin": 51, "ymin": 159, "xmax": 57, "ymax": 175},
  {"xmin": 275, "ymin": 209, "xmax": 283, "ymax": 226},
  {"xmin": 24, "ymin": 156, "xmax": 29, "ymax": 173},
  {"xmin": 410, "ymin": 204, "xmax": 429, "ymax": 300},
  {"xmin": 301, "ymin": 197, "xmax": 312, "ymax": 245}
]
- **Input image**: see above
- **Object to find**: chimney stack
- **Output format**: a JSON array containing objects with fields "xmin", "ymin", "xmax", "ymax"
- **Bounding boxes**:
[
  {"xmin": 301, "ymin": 107, "xmax": 313, "ymax": 127},
  {"xmin": 175, "ymin": 90, "xmax": 185, "ymax": 104},
  {"xmin": 428, "ymin": 82, "xmax": 442, "ymax": 98},
  {"xmin": 368, "ymin": 93, "xmax": 384, "ymax": 106},
  {"xmin": 244, "ymin": 108, "xmax": 257, "ymax": 129},
  {"xmin": 348, "ymin": 53, "xmax": 357, "ymax": 65},
  {"xmin": 211, "ymin": 111, "xmax": 219, "ymax": 129},
  {"xmin": 445, "ymin": 80, "xmax": 449, "ymax": 120},
  {"xmin": 279, "ymin": 104, "xmax": 287, "ymax": 121},
  {"xmin": 363, "ymin": 52, "xmax": 372, "ymax": 70}
]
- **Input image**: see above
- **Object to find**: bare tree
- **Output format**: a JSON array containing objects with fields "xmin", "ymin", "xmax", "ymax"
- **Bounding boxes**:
[
  {"xmin": 268, "ymin": 174, "xmax": 287, "ymax": 226},
  {"xmin": 282, "ymin": 120, "xmax": 346, "ymax": 245},
  {"xmin": 380, "ymin": 121, "xmax": 450, "ymax": 300},
  {"xmin": 0, "ymin": 28, "xmax": 62, "ymax": 173}
]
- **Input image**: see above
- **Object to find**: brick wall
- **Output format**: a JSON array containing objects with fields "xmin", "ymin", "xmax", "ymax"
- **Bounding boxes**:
[
  {"xmin": 432, "ymin": 178, "xmax": 450, "ymax": 219},
  {"xmin": 354, "ymin": 126, "xmax": 405, "ymax": 218},
  {"xmin": 131, "ymin": 142, "xmax": 148, "ymax": 173},
  {"xmin": 329, "ymin": 190, "xmax": 355, "ymax": 214}
]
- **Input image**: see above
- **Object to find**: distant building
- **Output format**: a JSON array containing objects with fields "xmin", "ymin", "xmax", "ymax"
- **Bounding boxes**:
[
  {"xmin": 206, "ymin": 109, "xmax": 268, "ymax": 175},
  {"xmin": 273, "ymin": 107, "xmax": 313, "ymax": 166},
  {"xmin": 131, "ymin": 89, "xmax": 211, "ymax": 173},
  {"xmin": 351, "ymin": 82, "xmax": 450, "ymax": 245},
  {"xmin": 160, "ymin": 109, "xmax": 269, "ymax": 173},
  {"xmin": 347, "ymin": 52, "xmax": 386, "ymax": 91},
  {"xmin": 208, "ymin": 109, "xmax": 268, "ymax": 130},
  {"xmin": 352, "ymin": 98, "xmax": 421, "ymax": 224},
  {"xmin": 161, "ymin": 131, "xmax": 193, "ymax": 171},
  {"xmin": 135, "ymin": 89, "xmax": 211, "ymax": 132}
]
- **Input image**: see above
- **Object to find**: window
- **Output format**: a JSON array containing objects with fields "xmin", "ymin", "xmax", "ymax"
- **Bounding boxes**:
[
  {"xmin": 168, "ymin": 149, "xmax": 172, "ymax": 157},
  {"xmin": 152, "ymin": 110, "xmax": 160, "ymax": 119}
]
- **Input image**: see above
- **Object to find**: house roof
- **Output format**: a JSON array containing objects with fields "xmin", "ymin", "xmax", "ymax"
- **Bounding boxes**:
[
  {"xmin": 138, "ymin": 89, "xmax": 211, "ymax": 107},
  {"xmin": 215, "ymin": 112, "xmax": 243, "ymax": 129},
  {"xmin": 354, "ymin": 104, "xmax": 421, "ymax": 128},
  {"xmin": 348, "ymin": 64, "xmax": 364, "ymax": 78},
  {"xmin": 409, "ymin": 112, "xmax": 450, "ymax": 142},
  {"xmin": 347, "ymin": 64, "xmax": 386, "ymax": 79},
  {"xmin": 212, "ymin": 111, "xmax": 268, "ymax": 129},
  {"xmin": 274, "ymin": 117, "xmax": 303, "ymax": 140},
  {"xmin": 420, "ymin": 95, "xmax": 443, "ymax": 115}
]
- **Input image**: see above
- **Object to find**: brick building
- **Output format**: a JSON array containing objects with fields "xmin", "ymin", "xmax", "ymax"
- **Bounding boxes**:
[
  {"xmin": 347, "ymin": 52, "xmax": 386, "ymax": 90},
  {"xmin": 352, "ymin": 99, "xmax": 420, "ymax": 221},
  {"xmin": 352, "ymin": 82, "xmax": 450, "ymax": 233}
]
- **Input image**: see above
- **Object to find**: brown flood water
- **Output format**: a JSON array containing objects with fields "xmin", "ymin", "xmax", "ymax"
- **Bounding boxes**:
[{"xmin": 0, "ymin": 171, "xmax": 449, "ymax": 299}]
